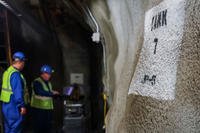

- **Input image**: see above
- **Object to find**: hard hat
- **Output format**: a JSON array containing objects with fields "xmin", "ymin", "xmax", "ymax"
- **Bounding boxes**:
[
  {"xmin": 13, "ymin": 51, "xmax": 26, "ymax": 61},
  {"xmin": 40, "ymin": 65, "xmax": 54, "ymax": 74}
]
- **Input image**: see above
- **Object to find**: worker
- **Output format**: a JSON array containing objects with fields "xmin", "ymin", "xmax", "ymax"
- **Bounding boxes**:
[
  {"xmin": 0, "ymin": 51, "xmax": 27, "ymax": 133},
  {"xmin": 30, "ymin": 65, "xmax": 59, "ymax": 133}
]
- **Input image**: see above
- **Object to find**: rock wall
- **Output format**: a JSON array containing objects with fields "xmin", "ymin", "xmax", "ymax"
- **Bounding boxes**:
[
  {"xmin": 89, "ymin": 0, "xmax": 200, "ymax": 132},
  {"xmin": 89, "ymin": 0, "xmax": 146, "ymax": 132}
]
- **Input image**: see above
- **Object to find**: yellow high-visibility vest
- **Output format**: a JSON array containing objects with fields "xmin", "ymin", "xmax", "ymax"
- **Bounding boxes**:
[
  {"xmin": 31, "ymin": 77, "xmax": 53, "ymax": 110},
  {"xmin": 0, "ymin": 66, "xmax": 27, "ymax": 103}
]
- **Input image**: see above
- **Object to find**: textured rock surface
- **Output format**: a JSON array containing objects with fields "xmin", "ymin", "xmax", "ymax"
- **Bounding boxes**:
[
  {"xmin": 89, "ymin": 0, "xmax": 145, "ymax": 132},
  {"xmin": 89, "ymin": 0, "xmax": 200, "ymax": 132},
  {"xmin": 89, "ymin": 0, "xmax": 146, "ymax": 132},
  {"xmin": 122, "ymin": 0, "xmax": 200, "ymax": 132}
]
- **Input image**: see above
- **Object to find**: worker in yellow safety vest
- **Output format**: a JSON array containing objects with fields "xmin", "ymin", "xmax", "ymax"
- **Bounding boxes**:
[
  {"xmin": 30, "ymin": 65, "xmax": 59, "ymax": 133},
  {"xmin": 0, "ymin": 51, "xmax": 28, "ymax": 133}
]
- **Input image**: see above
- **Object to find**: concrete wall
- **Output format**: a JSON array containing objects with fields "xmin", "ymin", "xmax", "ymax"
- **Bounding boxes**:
[
  {"xmin": 89, "ymin": 0, "xmax": 200, "ymax": 132},
  {"xmin": 55, "ymin": 23, "xmax": 91, "ymax": 96}
]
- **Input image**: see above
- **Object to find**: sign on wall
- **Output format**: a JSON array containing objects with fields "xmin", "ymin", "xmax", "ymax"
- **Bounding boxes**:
[
  {"xmin": 70, "ymin": 73, "xmax": 84, "ymax": 84},
  {"xmin": 128, "ymin": 0, "xmax": 185, "ymax": 100}
]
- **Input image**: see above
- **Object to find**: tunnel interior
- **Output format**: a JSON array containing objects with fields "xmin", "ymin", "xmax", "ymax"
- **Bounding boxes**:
[{"xmin": 0, "ymin": 0, "xmax": 105, "ymax": 132}]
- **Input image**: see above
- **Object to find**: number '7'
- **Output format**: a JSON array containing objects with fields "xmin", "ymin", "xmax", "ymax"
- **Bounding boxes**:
[{"xmin": 154, "ymin": 38, "xmax": 158, "ymax": 54}]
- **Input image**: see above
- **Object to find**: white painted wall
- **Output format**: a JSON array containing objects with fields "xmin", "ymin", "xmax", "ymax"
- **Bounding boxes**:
[{"xmin": 129, "ymin": 0, "xmax": 186, "ymax": 100}]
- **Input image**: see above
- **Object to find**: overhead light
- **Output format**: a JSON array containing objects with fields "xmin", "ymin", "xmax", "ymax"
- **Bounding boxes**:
[
  {"xmin": 0, "ymin": 0, "xmax": 9, "ymax": 7},
  {"xmin": 0, "ymin": 0, "xmax": 22, "ymax": 17}
]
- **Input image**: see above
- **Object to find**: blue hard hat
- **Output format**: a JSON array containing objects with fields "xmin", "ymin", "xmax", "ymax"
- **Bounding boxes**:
[
  {"xmin": 13, "ymin": 51, "xmax": 26, "ymax": 61},
  {"xmin": 40, "ymin": 65, "xmax": 54, "ymax": 74}
]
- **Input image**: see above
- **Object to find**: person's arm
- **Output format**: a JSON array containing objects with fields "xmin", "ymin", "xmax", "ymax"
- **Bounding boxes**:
[
  {"xmin": 11, "ymin": 72, "xmax": 26, "ymax": 115},
  {"xmin": 33, "ymin": 81, "xmax": 53, "ymax": 97}
]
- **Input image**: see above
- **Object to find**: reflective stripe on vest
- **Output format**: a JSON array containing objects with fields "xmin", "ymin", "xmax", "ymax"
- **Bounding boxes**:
[
  {"xmin": 30, "ymin": 77, "xmax": 53, "ymax": 110},
  {"xmin": 0, "ymin": 66, "xmax": 26, "ymax": 103},
  {"xmin": 34, "ymin": 95, "xmax": 52, "ymax": 100}
]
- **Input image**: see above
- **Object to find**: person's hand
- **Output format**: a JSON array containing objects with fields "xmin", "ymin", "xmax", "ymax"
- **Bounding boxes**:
[
  {"xmin": 52, "ymin": 90, "xmax": 60, "ymax": 95},
  {"xmin": 20, "ymin": 107, "xmax": 27, "ymax": 115}
]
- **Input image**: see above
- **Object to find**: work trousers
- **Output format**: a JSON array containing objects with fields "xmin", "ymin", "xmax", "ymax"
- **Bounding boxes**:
[
  {"xmin": 32, "ymin": 107, "xmax": 53, "ymax": 133},
  {"xmin": 2, "ymin": 103, "xmax": 24, "ymax": 133}
]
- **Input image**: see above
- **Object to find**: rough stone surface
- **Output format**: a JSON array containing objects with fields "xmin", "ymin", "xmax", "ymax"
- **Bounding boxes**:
[
  {"xmin": 121, "ymin": 0, "xmax": 200, "ymax": 132},
  {"xmin": 90, "ymin": 0, "xmax": 146, "ymax": 132}
]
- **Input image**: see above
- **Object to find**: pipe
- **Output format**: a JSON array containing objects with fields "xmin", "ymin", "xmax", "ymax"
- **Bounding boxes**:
[
  {"xmin": 0, "ymin": 0, "xmax": 21, "ymax": 17},
  {"xmin": 85, "ymin": 6, "xmax": 99, "ymax": 33},
  {"xmin": 83, "ymin": 5, "xmax": 107, "ymax": 86}
]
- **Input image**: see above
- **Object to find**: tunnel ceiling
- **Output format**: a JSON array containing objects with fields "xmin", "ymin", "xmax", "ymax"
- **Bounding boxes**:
[
  {"xmin": 3, "ymin": 0, "xmax": 95, "ymax": 37},
  {"xmin": 41, "ymin": 0, "xmax": 94, "ymax": 32}
]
